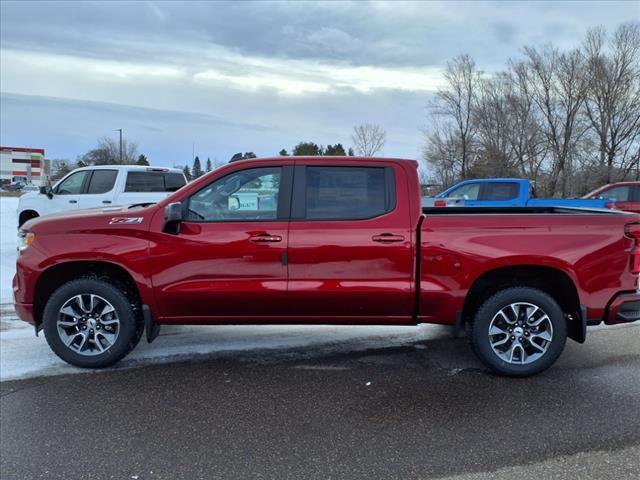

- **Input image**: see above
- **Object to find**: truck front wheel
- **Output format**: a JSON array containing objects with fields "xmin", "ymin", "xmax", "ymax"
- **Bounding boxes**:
[
  {"xmin": 470, "ymin": 287, "xmax": 567, "ymax": 377},
  {"xmin": 42, "ymin": 278, "xmax": 143, "ymax": 368}
]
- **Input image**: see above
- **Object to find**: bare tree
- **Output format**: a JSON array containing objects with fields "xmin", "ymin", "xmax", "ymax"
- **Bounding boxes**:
[
  {"xmin": 79, "ymin": 136, "xmax": 139, "ymax": 165},
  {"xmin": 422, "ymin": 122, "xmax": 463, "ymax": 188},
  {"xmin": 431, "ymin": 54, "xmax": 480, "ymax": 179},
  {"xmin": 351, "ymin": 123, "xmax": 386, "ymax": 157},
  {"xmin": 520, "ymin": 46, "xmax": 589, "ymax": 196},
  {"xmin": 505, "ymin": 61, "xmax": 549, "ymax": 183},
  {"xmin": 472, "ymin": 73, "xmax": 519, "ymax": 177},
  {"xmin": 583, "ymin": 23, "xmax": 640, "ymax": 184}
]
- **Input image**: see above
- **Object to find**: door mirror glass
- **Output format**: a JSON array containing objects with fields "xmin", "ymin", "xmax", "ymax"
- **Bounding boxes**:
[{"xmin": 163, "ymin": 202, "xmax": 183, "ymax": 234}]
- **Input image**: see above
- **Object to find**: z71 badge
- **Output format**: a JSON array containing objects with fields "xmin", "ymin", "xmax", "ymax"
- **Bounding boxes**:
[{"xmin": 109, "ymin": 217, "xmax": 144, "ymax": 225}]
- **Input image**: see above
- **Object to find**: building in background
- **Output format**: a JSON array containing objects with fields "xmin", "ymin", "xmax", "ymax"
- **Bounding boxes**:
[{"xmin": 0, "ymin": 146, "xmax": 49, "ymax": 186}]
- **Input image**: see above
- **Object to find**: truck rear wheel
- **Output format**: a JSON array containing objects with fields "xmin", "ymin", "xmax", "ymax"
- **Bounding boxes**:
[
  {"xmin": 470, "ymin": 287, "xmax": 567, "ymax": 377},
  {"xmin": 42, "ymin": 278, "xmax": 143, "ymax": 368}
]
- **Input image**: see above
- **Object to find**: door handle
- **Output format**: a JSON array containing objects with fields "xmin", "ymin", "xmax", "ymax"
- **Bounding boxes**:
[
  {"xmin": 372, "ymin": 233, "xmax": 405, "ymax": 243},
  {"xmin": 69, "ymin": 200, "xmax": 78, "ymax": 204},
  {"xmin": 102, "ymin": 200, "xmax": 112, "ymax": 204},
  {"xmin": 250, "ymin": 234, "xmax": 282, "ymax": 243}
]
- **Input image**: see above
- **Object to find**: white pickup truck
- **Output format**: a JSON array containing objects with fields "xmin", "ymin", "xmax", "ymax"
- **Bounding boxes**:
[{"xmin": 17, "ymin": 165, "xmax": 187, "ymax": 227}]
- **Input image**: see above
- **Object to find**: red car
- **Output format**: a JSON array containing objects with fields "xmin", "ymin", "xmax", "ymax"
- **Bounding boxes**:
[
  {"xmin": 13, "ymin": 157, "xmax": 640, "ymax": 377},
  {"xmin": 585, "ymin": 181, "xmax": 640, "ymax": 213}
]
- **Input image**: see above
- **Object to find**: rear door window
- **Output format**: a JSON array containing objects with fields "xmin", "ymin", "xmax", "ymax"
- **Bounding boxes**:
[
  {"xmin": 481, "ymin": 182, "xmax": 520, "ymax": 201},
  {"xmin": 125, "ymin": 172, "xmax": 186, "ymax": 192},
  {"xmin": 303, "ymin": 166, "xmax": 393, "ymax": 220},
  {"xmin": 87, "ymin": 170, "xmax": 117, "ymax": 194}
]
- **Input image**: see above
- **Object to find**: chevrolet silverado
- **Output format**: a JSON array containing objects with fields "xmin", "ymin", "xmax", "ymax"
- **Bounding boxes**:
[{"xmin": 13, "ymin": 157, "xmax": 640, "ymax": 376}]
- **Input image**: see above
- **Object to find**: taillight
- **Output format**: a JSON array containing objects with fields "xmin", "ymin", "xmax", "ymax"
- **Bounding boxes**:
[
  {"xmin": 625, "ymin": 223, "xmax": 640, "ymax": 274},
  {"xmin": 434, "ymin": 200, "xmax": 447, "ymax": 207},
  {"xmin": 605, "ymin": 202, "xmax": 617, "ymax": 209}
]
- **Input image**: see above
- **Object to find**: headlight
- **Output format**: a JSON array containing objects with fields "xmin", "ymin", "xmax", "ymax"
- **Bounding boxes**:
[{"xmin": 17, "ymin": 231, "xmax": 35, "ymax": 252}]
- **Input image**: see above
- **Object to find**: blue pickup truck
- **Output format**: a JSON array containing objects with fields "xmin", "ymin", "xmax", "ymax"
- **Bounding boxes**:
[{"xmin": 433, "ymin": 178, "xmax": 616, "ymax": 209}]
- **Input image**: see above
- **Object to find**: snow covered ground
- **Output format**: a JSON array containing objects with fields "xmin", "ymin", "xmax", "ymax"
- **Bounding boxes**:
[
  {"xmin": 0, "ymin": 196, "xmax": 18, "ymax": 303},
  {"xmin": 0, "ymin": 196, "xmax": 443, "ymax": 381},
  {"xmin": 1, "ymin": 308, "xmax": 441, "ymax": 381}
]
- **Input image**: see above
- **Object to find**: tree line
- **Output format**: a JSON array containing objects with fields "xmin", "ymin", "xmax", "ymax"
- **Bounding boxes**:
[
  {"xmin": 51, "ymin": 123, "xmax": 388, "ymax": 182},
  {"xmin": 424, "ymin": 22, "xmax": 640, "ymax": 196}
]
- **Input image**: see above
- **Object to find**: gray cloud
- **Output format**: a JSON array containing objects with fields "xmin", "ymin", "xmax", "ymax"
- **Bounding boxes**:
[
  {"xmin": 1, "ymin": 1, "xmax": 636, "ymax": 68},
  {"xmin": 0, "ymin": 1, "xmax": 637, "ymax": 164}
]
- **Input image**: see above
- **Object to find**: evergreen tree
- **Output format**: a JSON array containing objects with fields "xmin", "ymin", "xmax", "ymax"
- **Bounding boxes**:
[
  {"xmin": 292, "ymin": 142, "xmax": 322, "ymax": 156},
  {"xmin": 182, "ymin": 164, "xmax": 192, "ymax": 181},
  {"xmin": 206, "ymin": 157, "xmax": 213, "ymax": 172},
  {"xmin": 192, "ymin": 156, "xmax": 204, "ymax": 178},
  {"xmin": 279, "ymin": 149, "xmax": 289, "ymax": 156},
  {"xmin": 136, "ymin": 154, "xmax": 149, "ymax": 166},
  {"xmin": 348, "ymin": 147, "xmax": 355, "ymax": 156},
  {"xmin": 324, "ymin": 143, "xmax": 347, "ymax": 156}
]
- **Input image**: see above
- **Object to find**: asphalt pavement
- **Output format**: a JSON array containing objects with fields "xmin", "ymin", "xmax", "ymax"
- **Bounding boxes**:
[{"xmin": 1, "ymin": 323, "xmax": 639, "ymax": 480}]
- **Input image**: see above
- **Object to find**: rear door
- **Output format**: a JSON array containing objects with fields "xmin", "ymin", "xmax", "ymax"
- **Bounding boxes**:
[
  {"xmin": 77, "ymin": 169, "xmax": 118, "ymax": 209},
  {"xmin": 287, "ymin": 161, "xmax": 414, "ymax": 322}
]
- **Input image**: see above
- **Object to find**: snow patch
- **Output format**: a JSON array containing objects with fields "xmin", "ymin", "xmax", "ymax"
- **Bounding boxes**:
[{"xmin": 0, "ymin": 197, "xmax": 18, "ymax": 303}]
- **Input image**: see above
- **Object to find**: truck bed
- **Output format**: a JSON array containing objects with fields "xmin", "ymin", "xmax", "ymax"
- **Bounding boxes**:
[{"xmin": 423, "ymin": 206, "xmax": 625, "ymax": 215}]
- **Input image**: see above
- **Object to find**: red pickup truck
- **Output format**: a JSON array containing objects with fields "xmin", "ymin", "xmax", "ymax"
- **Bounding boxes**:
[{"xmin": 13, "ymin": 157, "xmax": 640, "ymax": 376}]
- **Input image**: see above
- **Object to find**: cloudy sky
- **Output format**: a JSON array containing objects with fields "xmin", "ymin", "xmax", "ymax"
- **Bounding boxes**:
[{"xmin": 1, "ymin": 1, "xmax": 637, "ymax": 167}]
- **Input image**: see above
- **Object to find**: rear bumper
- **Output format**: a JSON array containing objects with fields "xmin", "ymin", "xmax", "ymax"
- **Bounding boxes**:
[{"xmin": 606, "ymin": 293, "xmax": 640, "ymax": 325}]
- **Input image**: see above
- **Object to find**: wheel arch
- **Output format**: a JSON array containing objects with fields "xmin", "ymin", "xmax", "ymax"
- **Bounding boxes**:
[
  {"xmin": 18, "ymin": 209, "xmax": 39, "ymax": 228},
  {"xmin": 462, "ymin": 265, "xmax": 585, "ymax": 343},
  {"xmin": 33, "ymin": 260, "xmax": 144, "ymax": 328}
]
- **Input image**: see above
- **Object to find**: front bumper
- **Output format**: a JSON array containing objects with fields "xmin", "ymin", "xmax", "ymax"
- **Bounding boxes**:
[
  {"xmin": 606, "ymin": 293, "xmax": 640, "ymax": 325},
  {"xmin": 13, "ymin": 273, "xmax": 35, "ymax": 325},
  {"xmin": 14, "ymin": 302, "xmax": 35, "ymax": 325}
]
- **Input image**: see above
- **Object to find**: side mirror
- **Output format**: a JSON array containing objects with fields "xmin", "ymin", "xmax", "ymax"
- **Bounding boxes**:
[
  {"xmin": 163, "ymin": 202, "xmax": 183, "ymax": 234},
  {"xmin": 39, "ymin": 186, "xmax": 53, "ymax": 199}
]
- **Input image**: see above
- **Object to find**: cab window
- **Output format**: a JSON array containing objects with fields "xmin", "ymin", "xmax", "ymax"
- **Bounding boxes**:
[
  {"xmin": 55, "ymin": 171, "xmax": 89, "ymax": 195},
  {"xmin": 481, "ymin": 182, "xmax": 520, "ymax": 201},
  {"xmin": 87, "ymin": 170, "xmax": 118, "ymax": 194},
  {"xmin": 187, "ymin": 167, "xmax": 281, "ymax": 221},
  {"xmin": 600, "ymin": 186, "xmax": 631, "ymax": 202},
  {"xmin": 444, "ymin": 183, "xmax": 480, "ymax": 200}
]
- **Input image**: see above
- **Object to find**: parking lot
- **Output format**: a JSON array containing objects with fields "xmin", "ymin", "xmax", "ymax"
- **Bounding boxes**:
[{"xmin": 1, "ymin": 307, "xmax": 639, "ymax": 480}]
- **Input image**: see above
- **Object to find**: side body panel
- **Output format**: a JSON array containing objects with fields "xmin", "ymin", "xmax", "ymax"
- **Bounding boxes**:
[
  {"xmin": 419, "ymin": 213, "xmax": 639, "ymax": 325},
  {"xmin": 14, "ymin": 208, "xmax": 158, "ymax": 319}
]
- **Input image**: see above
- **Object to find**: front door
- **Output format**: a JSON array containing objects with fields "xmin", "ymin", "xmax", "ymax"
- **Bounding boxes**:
[
  {"xmin": 287, "ymin": 163, "xmax": 414, "ymax": 323},
  {"xmin": 150, "ymin": 164, "xmax": 292, "ymax": 322},
  {"xmin": 49, "ymin": 169, "xmax": 90, "ymax": 213}
]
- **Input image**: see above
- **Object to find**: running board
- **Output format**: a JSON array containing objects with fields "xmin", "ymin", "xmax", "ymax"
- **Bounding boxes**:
[{"xmin": 142, "ymin": 305, "xmax": 161, "ymax": 343}]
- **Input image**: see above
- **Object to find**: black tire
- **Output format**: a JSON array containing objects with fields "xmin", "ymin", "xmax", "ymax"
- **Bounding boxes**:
[
  {"xmin": 470, "ymin": 287, "xmax": 567, "ymax": 377},
  {"xmin": 43, "ymin": 278, "xmax": 143, "ymax": 368}
]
